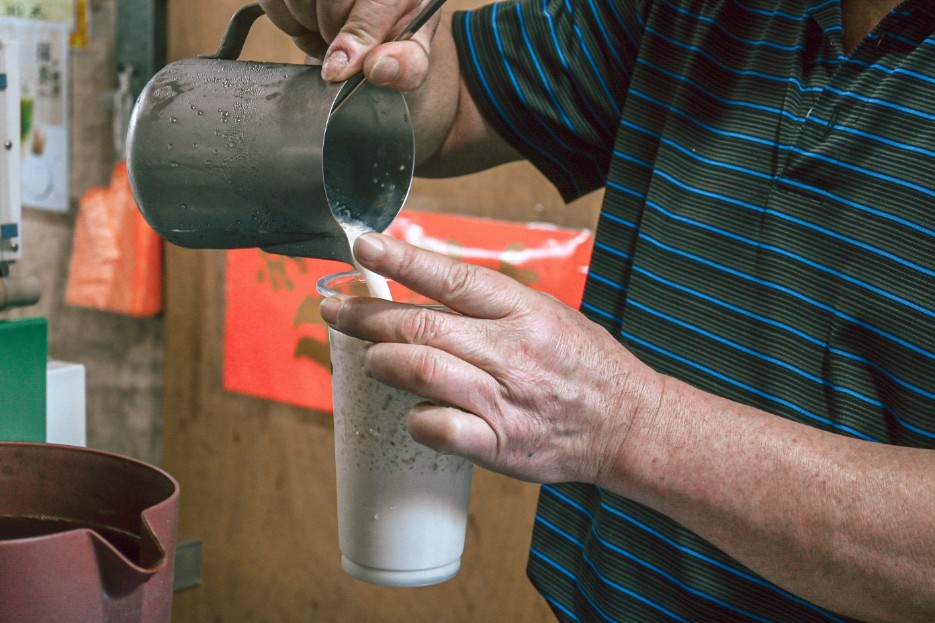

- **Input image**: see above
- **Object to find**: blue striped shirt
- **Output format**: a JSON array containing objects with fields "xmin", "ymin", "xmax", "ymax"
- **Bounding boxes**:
[{"xmin": 453, "ymin": 0, "xmax": 935, "ymax": 620}]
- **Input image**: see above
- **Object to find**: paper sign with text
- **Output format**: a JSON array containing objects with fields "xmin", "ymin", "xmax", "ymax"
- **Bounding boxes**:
[
  {"xmin": 0, "ymin": 17, "xmax": 70, "ymax": 211},
  {"xmin": 0, "ymin": 0, "xmax": 74, "ymax": 26},
  {"xmin": 223, "ymin": 210, "xmax": 593, "ymax": 412}
]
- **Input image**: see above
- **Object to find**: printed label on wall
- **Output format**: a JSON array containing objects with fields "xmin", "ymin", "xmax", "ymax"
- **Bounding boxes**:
[
  {"xmin": 0, "ymin": 1, "xmax": 74, "ymax": 26},
  {"xmin": 0, "ymin": 16, "xmax": 69, "ymax": 212}
]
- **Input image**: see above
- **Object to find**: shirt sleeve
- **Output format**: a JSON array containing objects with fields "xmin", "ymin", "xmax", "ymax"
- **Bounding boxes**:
[{"xmin": 452, "ymin": 0, "xmax": 648, "ymax": 202}]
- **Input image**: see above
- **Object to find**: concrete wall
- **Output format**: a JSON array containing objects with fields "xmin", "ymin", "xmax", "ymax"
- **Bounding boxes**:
[{"xmin": 0, "ymin": 0, "xmax": 164, "ymax": 465}]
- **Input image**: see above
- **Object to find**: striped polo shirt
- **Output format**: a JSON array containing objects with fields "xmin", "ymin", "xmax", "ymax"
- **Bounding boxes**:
[{"xmin": 452, "ymin": 0, "xmax": 935, "ymax": 621}]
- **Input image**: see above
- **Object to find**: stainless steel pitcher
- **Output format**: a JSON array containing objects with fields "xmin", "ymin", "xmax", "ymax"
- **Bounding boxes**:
[{"xmin": 126, "ymin": 3, "xmax": 414, "ymax": 263}]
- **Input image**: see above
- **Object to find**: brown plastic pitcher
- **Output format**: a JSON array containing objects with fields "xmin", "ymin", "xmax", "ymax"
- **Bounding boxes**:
[{"xmin": 0, "ymin": 442, "xmax": 180, "ymax": 623}]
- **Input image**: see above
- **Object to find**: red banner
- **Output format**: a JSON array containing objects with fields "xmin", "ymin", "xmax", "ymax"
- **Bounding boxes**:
[{"xmin": 223, "ymin": 210, "xmax": 593, "ymax": 412}]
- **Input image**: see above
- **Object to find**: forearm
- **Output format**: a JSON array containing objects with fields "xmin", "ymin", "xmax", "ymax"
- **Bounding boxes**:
[
  {"xmin": 406, "ymin": 15, "xmax": 521, "ymax": 177},
  {"xmin": 604, "ymin": 374, "xmax": 935, "ymax": 623}
]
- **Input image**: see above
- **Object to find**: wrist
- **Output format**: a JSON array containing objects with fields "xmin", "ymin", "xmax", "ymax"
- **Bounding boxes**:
[{"xmin": 591, "ymin": 367, "xmax": 674, "ymax": 496}]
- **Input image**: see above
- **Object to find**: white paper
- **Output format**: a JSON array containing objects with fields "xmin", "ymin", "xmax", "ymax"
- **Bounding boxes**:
[
  {"xmin": 0, "ymin": 17, "xmax": 69, "ymax": 212},
  {"xmin": 0, "ymin": 1, "xmax": 75, "ymax": 27}
]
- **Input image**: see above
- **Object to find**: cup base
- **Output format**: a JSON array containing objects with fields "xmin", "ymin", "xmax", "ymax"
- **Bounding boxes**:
[{"xmin": 341, "ymin": 556, "xmax": 461, "ymax": 588}]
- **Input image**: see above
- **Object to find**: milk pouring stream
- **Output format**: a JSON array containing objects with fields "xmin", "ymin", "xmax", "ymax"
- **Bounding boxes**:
[{"xmin": 339, "ymin": 220, "xmax": 393, "ymax": 300}]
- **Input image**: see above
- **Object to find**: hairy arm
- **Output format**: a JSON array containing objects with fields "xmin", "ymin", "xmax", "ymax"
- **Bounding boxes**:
[{"xmin": 610, "ymin": 374, "xmax": 935, "ymax": 623}]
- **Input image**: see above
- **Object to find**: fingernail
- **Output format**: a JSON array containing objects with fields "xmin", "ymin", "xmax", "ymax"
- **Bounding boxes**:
[
  {"xmin": 370, "ymin": 57, "xmax": 400, "ymax": 85},
  {"xmin": 321, "ymin": 49, "xmax": 348, "ymax": 81},
  {"xmin": 319, "ymin": 296, "xmax": 342, "ymax": 324},
  {"xmin": 354, "ymin": 233, "xmax": 385, "ymax": 262}
]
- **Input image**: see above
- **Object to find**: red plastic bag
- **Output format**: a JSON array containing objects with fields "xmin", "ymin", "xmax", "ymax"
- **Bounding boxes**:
[{"xmin": 65, "ymin": 161, "xmax": 163, "ymax": 316}]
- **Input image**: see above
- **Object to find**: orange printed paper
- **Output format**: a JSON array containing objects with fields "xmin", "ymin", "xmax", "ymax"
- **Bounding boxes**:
[{"xmin": 223, "ymin": 210, "xmax": 594, "ymax": 412}]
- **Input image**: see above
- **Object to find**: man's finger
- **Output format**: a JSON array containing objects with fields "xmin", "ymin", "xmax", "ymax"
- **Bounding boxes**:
[
  {"xmin": 293, "ymin": 32, "xmax": 330, "ymax": 59},
  {"xmin": 282, "ymin": 0, "xmax": 320, "ymax": 32},
  {"xmin": 259, "ymin": 0, "xmax": 313, "ymax": 37},
  {"xmin": 321, "ymin": 0, "xmax": 425, "ymax": 81},
  {"xmin": 322, "ymin": 294, "xmax": 508, "ymax": 374},
  {"xmin": 408, "ymin": 403, "xmax": 499, "ymax": 464},
  {"xmin": 366, "ymin": 342, "xmax": 499, "ymax": 415},
  {"xmin": 363, "ymin": 38, "xmax": 432, "ymax": 90},
  {"xmin": 353, "ymin": 233, "xmax": 528, "ymax": 320}
]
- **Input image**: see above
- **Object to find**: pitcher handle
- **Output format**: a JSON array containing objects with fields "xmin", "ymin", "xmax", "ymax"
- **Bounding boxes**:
[{"xmin": 200, "ymin": 3, "xmax": 266, "ymax": 61}]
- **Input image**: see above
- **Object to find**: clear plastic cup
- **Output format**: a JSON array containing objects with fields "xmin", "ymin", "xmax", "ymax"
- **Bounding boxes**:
[{"xmin": 317, "ymin": 271, "xmax": 474, "ymax": 587}]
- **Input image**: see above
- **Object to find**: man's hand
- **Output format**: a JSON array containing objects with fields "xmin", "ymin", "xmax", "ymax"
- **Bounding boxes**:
[
  {"xmin": 259, "ymin": 0, "xmax": 441, "ymax": 90},
  {"xmin": 318, "ymin": 233, "xmax": 664, "ymax": 484}
]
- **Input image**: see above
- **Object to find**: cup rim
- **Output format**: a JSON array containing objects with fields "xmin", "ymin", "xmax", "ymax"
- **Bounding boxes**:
[
  {"xmin": 316, "ymin": 270, "xmax": 362, "ymax": 298},
  {"xmin": 316, "ymin": 270, "xmax": 446, "ymax": 310}
]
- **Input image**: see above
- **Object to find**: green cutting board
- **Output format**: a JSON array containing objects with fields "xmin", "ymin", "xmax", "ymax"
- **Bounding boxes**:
[{"xmin": 0, "ymin": 317, "xmax": 47, "ymax": 441}]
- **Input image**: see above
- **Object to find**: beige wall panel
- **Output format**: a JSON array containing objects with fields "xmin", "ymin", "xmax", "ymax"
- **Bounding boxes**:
[{"xmin": 163, "ymin": 1, "xmax": 601, "ymax": 621}]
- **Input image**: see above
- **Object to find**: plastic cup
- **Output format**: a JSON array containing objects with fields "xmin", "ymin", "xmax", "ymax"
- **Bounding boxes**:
[{"xmin": 317, "ymin": 271, "xmax": 474, "ymax": 587}]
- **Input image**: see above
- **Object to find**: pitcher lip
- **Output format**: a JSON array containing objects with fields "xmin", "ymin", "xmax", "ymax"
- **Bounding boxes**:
[
  {"xmin": 0, "ymin": 442, "xmax": 180, "ymax": 574},
  {"xmin": 0, "ymin": 523, "xmax": 166, "ymax": 576}
]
